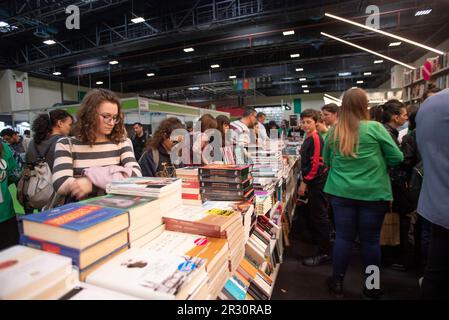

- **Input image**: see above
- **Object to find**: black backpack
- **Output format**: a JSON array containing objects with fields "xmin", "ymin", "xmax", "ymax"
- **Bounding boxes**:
[{"xmin": 406, "ymin": 160, "xmax": 423, "ymax": 208}]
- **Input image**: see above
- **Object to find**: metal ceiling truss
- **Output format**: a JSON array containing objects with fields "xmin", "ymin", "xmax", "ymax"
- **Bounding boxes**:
[{"xmin": 8, "ymin": 0, "xmax": 273, "ymax": 68}]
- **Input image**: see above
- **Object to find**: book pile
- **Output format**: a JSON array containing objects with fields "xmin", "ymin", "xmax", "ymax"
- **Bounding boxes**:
[
  {"xmin": 176, "ymin": 166, "xmax": 202, "ymax": 206},
  {"xmin": 19, "ymin": 203, "xmax": 130, "ymax": 281},
  {"xmin": 248, "ymin": 148, "xmax": 284, "ymax": 180},
  {"xmin": 198, "ymin": 164, "xmax": 254, "ymax": 202},
  {"xmin": 0, "ymin": 245, "xmax": 78, "ymax": 300},
  {"xmin": 85, "ymin": 248, "xmax": 208, "ymax": 300},
  {"xmin": 220, "ymin": 272, "xmax": 250, "ymax": 300},
  {"xmin": 83, "ymin": 195, "xmax": 166, "ymax": 248},
  {"xmin": 142, "ymin": 230, "xmax": 230, "ymax": 299},
  {"xmin": 219, "ymin": 255, "xmax": 274, "ymax": 300},
  {"xmin": 162, "ymin": 201, "xmax": 246, "ymax": 274}
]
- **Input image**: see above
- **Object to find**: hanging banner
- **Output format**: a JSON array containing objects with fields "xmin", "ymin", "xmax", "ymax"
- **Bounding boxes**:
[{"xmin": 16, "ymin": 81, "xmax": 23, "ymax": 94}]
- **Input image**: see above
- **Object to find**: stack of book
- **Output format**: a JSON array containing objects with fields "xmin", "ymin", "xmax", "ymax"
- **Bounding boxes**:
[
  {"xmin": 236, "ymin": 256, "xmax": 273, "ymax": 300},
  {"xmin": 0, "ymin": 245, "xmax": 78, "ymax": 300},
  {"xmin": 19, "ymin": 203, "xmax": 130, "ymax": 281},
  {"xmin": 85, "ymin": 248, "xmax": 209, "ymax": 300},
  {"xmin": 83, "ymin": 195, "xmax": 166, "ymax": 248},
  {"xmin": 142, "ymin": 230, "xmax": 230, "ymax": 299},
  {"xmin": 162, "ymin": 201, "xmax": 246, "ymax": 274},
  {"xmin": 248, "ymin": 148, "xmax": 284, "ymax": 180},
  {"xmin": 220, "ymin": 272, "xmax": 250, "ymax": 300},
  {"xmin": 176, "ymin": 166, "xmax": 202, "ymax": 206},
  {"xmin": 198, "ymin": 165, "xmax": 254, "ymax": 202}
]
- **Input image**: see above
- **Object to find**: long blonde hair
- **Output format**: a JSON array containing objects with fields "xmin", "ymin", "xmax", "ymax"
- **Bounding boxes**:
[{"xmin": 330, "ymin": 88, "xmax": 369, "ymax": 157}]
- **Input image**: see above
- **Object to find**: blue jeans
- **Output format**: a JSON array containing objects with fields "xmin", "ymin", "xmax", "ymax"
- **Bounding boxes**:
[{"xmin": 330, "ymin": 196, "xmax": 389, "ymax": 280}]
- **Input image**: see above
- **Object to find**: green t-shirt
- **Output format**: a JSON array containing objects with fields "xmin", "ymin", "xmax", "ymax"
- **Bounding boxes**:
[
  {"xmin": 323, "ymin": 121, "xmax": 403, "ymax": 201},
  {"xmin": 319, "ymin": 131, "xmax": 328, "ymax": 141},
  {"xmin": 0, "ymin": 143, "xmax": 20, "ymax": 223}
]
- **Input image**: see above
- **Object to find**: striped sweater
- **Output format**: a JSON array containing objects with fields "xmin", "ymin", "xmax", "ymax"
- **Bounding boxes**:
[{"xmin": 52, "ymin": 137, "xmax": 142, "ymax": 195}]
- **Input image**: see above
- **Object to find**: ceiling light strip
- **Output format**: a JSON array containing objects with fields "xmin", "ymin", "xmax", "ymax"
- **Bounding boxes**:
[
  {"xmin": 321, "ymin": 32, "xmax": 416, "ymax": 70},
  {"xmin": 325, "ymin": 12, "xmax": 444, "ymax": 55}
]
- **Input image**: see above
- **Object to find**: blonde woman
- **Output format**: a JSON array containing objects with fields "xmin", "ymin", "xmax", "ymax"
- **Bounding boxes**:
[{"xmin": 323, "ymin": 88, "xmax": 403, "ymax": 299}]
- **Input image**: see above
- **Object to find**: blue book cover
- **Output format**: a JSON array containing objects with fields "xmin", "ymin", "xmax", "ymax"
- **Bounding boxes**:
[
  {"xmin": 224, "ymin": 277, "xmax": 247, "ymax": 300},
  {"xmin": 21, "ymin": 203, "xmax": 127, "ymax": 231}
]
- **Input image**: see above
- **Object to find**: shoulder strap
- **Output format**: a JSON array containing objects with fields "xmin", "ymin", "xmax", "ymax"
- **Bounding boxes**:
[{"xmin": 152, "ymin": 148, "xmax": 159, "ymax": 169}]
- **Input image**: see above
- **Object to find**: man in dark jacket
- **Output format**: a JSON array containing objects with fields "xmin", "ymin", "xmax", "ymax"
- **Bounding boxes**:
[{"xmin": 131, "ymin": 122, "xmax": 148, "ymax": 162}]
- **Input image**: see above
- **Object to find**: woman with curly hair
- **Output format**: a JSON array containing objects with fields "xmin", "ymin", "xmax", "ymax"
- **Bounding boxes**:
[
  {"xmin": 52, "ymin": 89, "xmax": 141, "ymax": 201},
  {"xmin": 139, "ymin": 117, "xmax": 183, "ymax": 177}
]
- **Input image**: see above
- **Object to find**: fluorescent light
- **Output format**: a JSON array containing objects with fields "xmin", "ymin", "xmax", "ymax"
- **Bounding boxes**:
[
  {"xmin": 324, "ymin": 94, "xmax": 342, "ymax": 104},
  {"xmin": 43, "ymin": 39, "xmax": 56, "ymax": 45},
  {"xmin": 109, "ymin": 60, "xmax": 119, "ymax": 65},
  {"xmin": 189, "ymin": 87, "xmax": 200, "ymax": 90},
  {"xmin": 183, "ymin": 47, "xmax": 194, "ymax": 52},
  {"xmin": 299, "ymin": 78, "xmax": 307, "ymax": 81},
  {"xmin": 374, "ymin": 60, "xmax": 384, "ymax": 64},
  {"xmin": 296, "ymin": 68, "xmax": 304, "ymax": 72},
  {"xmin": 303, "ymin": 90, "xmax": 310, "ymax": 93},
  {"xmin": 96, "ymin": 81, "xmax": 103, "ymax": 85},
  {"xmin": 131, "ymin": 17, "xmax": 145, "ymax": 24},
  {"xmin": 146, "ymin": 73, "xmax": 155, "ymax": 77},
  {"xmin": 290, "ymin": 53, "xmax": 300, "ymax": 58},
  {"xmin": 357, "ymin": 80, "xmax": 364, "ymax": 84},
  {"xmin": 351, "ymin": 87, "xmax": 358, "ymax": 89},
  {"xmin": 389, "ymin": 42, "xmax": 402, "ymax": 47},
  {"xmin": 0, "ymin": 21, "xmax": 9, "ymax": 27},
  {"xmin": 211, "ymin": 64, "xmax": 220, "ymax": 68},
  {"xmin": 229, "ymin": 75, "xmax": 237, "ymax": 79},
  {"xmin": 339, "ymin": 72, "xmax": 352, "ymax": 76},
  {"xmin": 415, "ymin": 9, "xmax": 432, "ymax": 16},
  {"xmin": 283, "ymin": 30, "xmax": 295, "ymax": 36},
  {"xmin": 301, "ymin": 85, "xmax": 308, "ymax": 88},
  {"xmin": 52, "ymin": 71, "xmax": 62, "ymax": 76},
  {"xmin": 325, "ymin": 12, "xmax": 444, "ymax": 55},
  {"xmin": 364, "ymin": 72, "xmax": 372, "ymax": 76},
  {"xmin": 321, "ymin": 32, "xmax": 415, "ymax": 70}
]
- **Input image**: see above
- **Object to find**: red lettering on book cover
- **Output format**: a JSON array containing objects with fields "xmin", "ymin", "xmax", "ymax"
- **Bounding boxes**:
[{"xmin": 44, "ymin": 206, "xmax": 102, "ymax": 226}]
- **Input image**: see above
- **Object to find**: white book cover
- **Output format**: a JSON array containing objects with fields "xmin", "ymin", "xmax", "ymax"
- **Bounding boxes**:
[
  {"xmin": 0, "ymin": 245, "xmax": 73, "ymax": 300},
  {"xmin": 86, "ymin": 248, "xmax": 206, "ymax": 300},
  {"xmin": 108, "ymin": 177, "xmax": 182, "ymax": 195}
]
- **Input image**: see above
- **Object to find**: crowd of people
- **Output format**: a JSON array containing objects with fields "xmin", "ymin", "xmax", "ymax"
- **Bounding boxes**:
[
  {"xmin": 296, "ymin": 86, "xmax": 448, "ymax": 300},
  {"xmin": 0, "ymin": 86, "xmax": 447, "ymax": 300}
]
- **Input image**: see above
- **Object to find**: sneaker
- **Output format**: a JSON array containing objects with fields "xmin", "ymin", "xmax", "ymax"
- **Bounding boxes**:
[
  {"xmin": 327, "ymin": 276, "xmax": 344, "ymax": 298},
  {"xmin": 302, "ymin": 254, "xmax": 332, "ymax": 267},
  {"xmin": 363, "ymin": 287, "xmax": 384, "ymax": 300}
]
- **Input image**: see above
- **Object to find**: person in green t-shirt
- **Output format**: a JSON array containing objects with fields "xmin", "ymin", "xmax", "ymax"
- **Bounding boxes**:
[
  {"xmin": 0, "ymin": 142, "xmax": 21, "ymax": 250},
  {"xmin": 324, "ymin": 88, "xmax": 403, "ymax": 300}
]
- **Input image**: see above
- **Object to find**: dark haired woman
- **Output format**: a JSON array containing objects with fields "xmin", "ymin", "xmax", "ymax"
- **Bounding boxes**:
[
  {"xmin": 52, "ymin": 89, "xmax": 142, "ymax": 201},
  {"xmin": 139, "ymin": 117, "xmax": 183, "ymax": 177},
  {"xmin": 26, "ymin": 109, "xmax": 73, "ymax": 172},
  {"xmin": 381, "ymin": 100, "xmax": 408, "ymax": 146},
  {"xmin": 0, "ymin": 142, "xmax": 21, "ymax": 250}
]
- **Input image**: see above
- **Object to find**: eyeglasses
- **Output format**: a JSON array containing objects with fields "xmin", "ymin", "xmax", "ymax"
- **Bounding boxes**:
[{"xmin": 98, "ymin": 113, "xmax": 121, "ymax": 124}]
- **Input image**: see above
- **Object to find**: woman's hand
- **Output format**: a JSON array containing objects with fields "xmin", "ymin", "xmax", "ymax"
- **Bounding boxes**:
[
  {"xmin": 298, "ymin": 182, "xmax": 307, "ymax": 197},
  {"xmin": 71, "ymin": 177, "xmax": 93, "ymax": 200}
]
